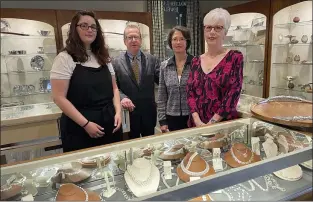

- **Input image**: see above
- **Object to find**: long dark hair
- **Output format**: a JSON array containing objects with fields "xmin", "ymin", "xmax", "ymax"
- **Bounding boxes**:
[{"xmin": 64, "ymin": 10, "xmax": 110, "ymax": 65}]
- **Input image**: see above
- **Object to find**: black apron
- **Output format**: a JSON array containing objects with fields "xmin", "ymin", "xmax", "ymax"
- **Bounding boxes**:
[{"xmin": 60, "ymin": 62, "xmax": 122, "ymax": 152}]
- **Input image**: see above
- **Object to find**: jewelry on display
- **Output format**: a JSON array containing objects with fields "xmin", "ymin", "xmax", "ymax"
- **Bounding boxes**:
[
  {"xmin": 161, "ymin": 172, "xmax": 180, "ymax": 189},
  {"xmin": 126, "ymin": 161, "xmax": 152, "ymax": 186},
  {"xmin": 0, "ymin": 184, "xmax": 23, "ymax": 200},
  {"xmin": 180, "ymin": 153, "xmax": 210, "ymax": 177},
  {"xmin": 55, "ymin": 183, "xmax": 88, "ymax": 201},
  {"xmin": 262, "ymin": 134, "xmax": 278, "ymax": 158},
  {"xmin": 300, "ymin": 160, "xmax": 312, "ymax": 170},
  {"xmin": 277, "ymin": 135, "xmax": 289, "ymax": 154},
  {"xmin": 177, "ymin": 152, "xmax": 215, "ymax": 182},
  {"xmin": 52, "ymin": 167, "xmax": 91, "ymax": 184},
  {"xmin": 100, "ymin": 186, "xmax": 132, "ymax": 201},
  {"xmin": 124, "ymin": 158, "xmax": 160, "ymax": 197},
  {"xmin": 159, "ymin": 144, "xmax": 186, "ymax": 160},
  {"xmin": 230, "ymin": 144, "xmax": 254, "ymax": 165},
  {"xmin": 273, "ymin": 165, "xmax": 303, "ymax": 181},
  {"xmin": 197, "ymin": 133, "xmax": 228, "ymax": 149}
]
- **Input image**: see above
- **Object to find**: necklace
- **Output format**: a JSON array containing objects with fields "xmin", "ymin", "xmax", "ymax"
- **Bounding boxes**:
[
  {"xmin": 230, "ymin": 145, "xmax": 254, "ymax": 165},
  {"xmin": 126, "ymin": 162, "xmax": 152, "ymax": 186},
  {"xmin": 163, "ymin": 146, "xmax": 184, "ymax": 156},
  {"xmin": 180, "ymin": 153, "xmax": 210, "ymax": 177},
  {"xmin": 54, "ymin": 184, "xmax": 88, "ymax": 201},
  {"xmin": 234, "ymin": 147, "xmax": 248, "ymax": 158},
  {"xmin": 161, "ymin": 172, "xmax": 180, "ymax": 188},
  {"xmin": 100, "ymin": 187, "xmax": 132, "ymax": 200}
]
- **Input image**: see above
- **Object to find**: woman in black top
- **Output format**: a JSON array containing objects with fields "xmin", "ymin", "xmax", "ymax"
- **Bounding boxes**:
[{"xmin": 50, "ymin": 10, "xmax": 122, "ymax": 152}]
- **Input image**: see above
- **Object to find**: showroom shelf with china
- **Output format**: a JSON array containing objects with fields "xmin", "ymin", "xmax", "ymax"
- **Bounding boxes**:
[{"xmin": 269, "ymin": 0, "xmax": 312, "ymax": 101}]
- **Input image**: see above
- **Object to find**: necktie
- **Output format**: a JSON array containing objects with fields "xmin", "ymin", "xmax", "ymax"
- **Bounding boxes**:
[{"xmin": 131, "ymin": 57, "xmax": 140, "ymax": 84}]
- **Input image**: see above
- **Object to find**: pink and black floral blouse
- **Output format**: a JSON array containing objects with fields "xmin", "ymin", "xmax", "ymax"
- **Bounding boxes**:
[{"xmin": 186, "ymin": 50, "xmax": 244, "ymax": 127}]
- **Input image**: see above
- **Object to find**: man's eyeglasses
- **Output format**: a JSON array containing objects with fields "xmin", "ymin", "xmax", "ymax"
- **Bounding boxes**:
[
  {"xmin": 204, "ymin": 25, "xmax": 224, "ymax": 33},
  {"xmin": 125, "ymin": 36, "xmax": 141, "ymax": 41},
  {"xmin": 77, "ymin": 23, "xmax": 97, "ymax": 32}
]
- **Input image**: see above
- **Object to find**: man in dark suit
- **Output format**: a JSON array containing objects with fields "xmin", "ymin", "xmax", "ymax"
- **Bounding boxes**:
[{"xmin": 112, "ymin": 24, "xmax": 160, "ymax": 139}]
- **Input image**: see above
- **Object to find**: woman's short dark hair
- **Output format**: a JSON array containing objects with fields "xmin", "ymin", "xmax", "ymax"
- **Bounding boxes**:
[
  {"xmin": 167, "ymin": 26, "xmax": 191, "ymax": 50},
  {"xmin": 64, "ymin": 10, "xmax": 110, "ymax": 65}
]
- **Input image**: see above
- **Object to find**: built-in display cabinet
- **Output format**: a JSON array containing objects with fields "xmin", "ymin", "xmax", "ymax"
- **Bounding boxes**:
[
  {"xmin": 1, "ymin": 9, "xmax": 59, "ymax": 107},
  {"xmin": 269, "ymin": 0, "xmax": 312, "ymax": 101},
  {"xmin": 203, "ymin": 0, "xmax": 312, "ymax": 99},
  {"xmin": 1, "ymin": 9, "xmax": 153, "ymax": 108},
  {"xmin": 203, "ymin": 0, "xmax": 271, "ymax": 98}
]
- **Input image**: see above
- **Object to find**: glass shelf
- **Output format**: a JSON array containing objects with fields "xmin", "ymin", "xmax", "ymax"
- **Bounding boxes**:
[
  {"xmin": 273, "ymin": 43, "xmax": 312, "ymax": 47},
  {"xmin": 272, "ymin": 62, "xmax": 312, "ymax": 66},
  {"xmin": 1, "ymin": 70, "xmax": 51, "ymax": 74},
  {"xmin": 2, "ymin": 53, "xmax": 57, "ymax": 57},
  {"xmin": 271, "ymin": 86, "xmax": 311, "ymax": 93},
  {"xmin": 223, "ymin": 44, "xmax": 265, "ymax": 48},
  {"xmin": 247, "ymin": 60, "xmax": 264, "ymax": 63},
  {"xmin": 9, "ymin": 91, "xmax": 51, "ymax": 98},
  {"xmin": 244, "ymin": 83, "xmax": 263, "ymax": 87},
  {"xmin": 0, "ymin": 35, "xmax": 55, "ymax": 39},
  {"xmin": 274, "ymin": 20, "xmax": 312, "ymax": 28}
]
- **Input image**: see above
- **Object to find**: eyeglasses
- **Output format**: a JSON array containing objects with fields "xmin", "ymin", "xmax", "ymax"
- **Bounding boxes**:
[
  {"xmin": 76, "ymin": 23, "xmax": 97, "ymax": 32},
  {"xmin": 125, "ymin": 36, "xmax": 141, "ymax": 41},
  {"xmin": 204, "ymin": 25, "xmax": 224, "ymax": 33},
  {"xmin": 172, "ymin": 38, "xmax": 186, "ymax": 42}
]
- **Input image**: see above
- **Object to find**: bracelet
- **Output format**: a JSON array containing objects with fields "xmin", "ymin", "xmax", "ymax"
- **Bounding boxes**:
[
  {"xmin": 209, "ymin": 118, "xmax": 217, "ymax": 123},
  {"xmin": 82, "ymin": 120, "xmax": 89, "ymax": 128}
]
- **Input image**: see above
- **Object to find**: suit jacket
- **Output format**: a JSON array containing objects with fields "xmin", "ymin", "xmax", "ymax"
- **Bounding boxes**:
[{"xmin": 112, "ymin": 51, "xmax": 160, "ymax": 125}]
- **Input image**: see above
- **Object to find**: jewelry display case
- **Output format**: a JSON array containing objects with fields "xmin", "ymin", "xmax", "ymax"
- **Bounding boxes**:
[
  {"xmin": 1, "ymin": 9, "xmax": 60, "ymax": 107},
  {"xmin": 268, "ymin": 0, "xmax": 312, "ymax": 101},
  {"xmin": 203, "ymin": 0, "xmax": 271, "ymax": 98},
  {"xmin": 1, "ymin": 118, "xmax": 311, "ymax": 201}
]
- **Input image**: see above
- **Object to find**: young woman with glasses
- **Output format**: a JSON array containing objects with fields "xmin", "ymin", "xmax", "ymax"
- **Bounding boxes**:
[
  {"xmin": 50, "ymin": 10, "xmax": 122, "ymax": 152},
  {"xmin": 186, "ymin": 8, "xmax": 244, "ymax": 127}
]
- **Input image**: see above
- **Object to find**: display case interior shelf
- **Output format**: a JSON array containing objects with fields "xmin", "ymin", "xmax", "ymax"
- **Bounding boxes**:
[
  {"xmin": 205, "ymin": 13, "xmax": 267, "ymax": 98},
  {"xmin": 269, "ymin": 1, "xmax": 312, "ymax": 101},
  {"xmin": 1, "ymin": 18, "xmax": 57, "ymax": 107},
  {"xmin": 61, "ymin": 19, "xmax": 151, "ymax": 58}
]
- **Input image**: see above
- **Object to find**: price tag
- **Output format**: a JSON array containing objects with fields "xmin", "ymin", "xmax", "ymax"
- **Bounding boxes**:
[
  {"xmin": 21, "ymin": 194, "xmax": 34, "ymax": 201},
  {"xmin": 213, "ymin": 148, "xmax": 221, "ymax": 159},
  {"xmin": 251, "ymin": 137, "xmax": 260, "ymax": 155},
  {"xmin": 190, "ymin": 177, "xmax": 200, "ymax": 181},
  {"xmin": 213, "ymin": 158, "xmax": 223, "ymax": 171},
  {"xmin": 163, "ymin": 161, "xmax": 172, "ymax": 180}
]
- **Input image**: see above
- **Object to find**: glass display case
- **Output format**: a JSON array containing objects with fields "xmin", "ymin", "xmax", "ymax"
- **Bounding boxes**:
[
  {"xmin": 205, "ymin": 13, "xmax": 267, "ymax": 98},
  {"xmin": 1, "ymin": 18, "xmax": 57, "ymax": 107},
  {"xmin": 61, "ymin": 20, "xmax": 151, "ymax": 58},
  {"xmin": 1, "ymin": 118, "xmax": 312, "ymax": 201},
  {"xmin": 269, "ymin": 0, "xmax": 312, "ymax": 101}
]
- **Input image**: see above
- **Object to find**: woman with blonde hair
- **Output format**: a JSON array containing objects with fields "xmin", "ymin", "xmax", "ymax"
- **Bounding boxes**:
[{"xmin": 187, "ymin": 8, "xmax": 244, "ymax": 127}]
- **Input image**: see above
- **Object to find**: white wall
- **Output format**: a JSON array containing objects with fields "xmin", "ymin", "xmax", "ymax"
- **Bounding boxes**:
[{"xmin": 0, "ymin": 1, "xmax": 147, "ymax": 12}]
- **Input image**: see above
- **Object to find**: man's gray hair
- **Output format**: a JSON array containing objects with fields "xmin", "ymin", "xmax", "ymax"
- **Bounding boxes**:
[
  {"xmin": 123, "ymin": 24, "xmax": 142, "ymax": 39},
  {"xmin": 203, "ymin": 8, "xmax": 231, "ymax": 34}
]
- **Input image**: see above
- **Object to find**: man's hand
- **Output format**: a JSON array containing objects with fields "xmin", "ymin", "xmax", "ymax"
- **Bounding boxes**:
[{"xmin": 121, "ymin": 98, "xmax": 135, "ymax": 112}]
